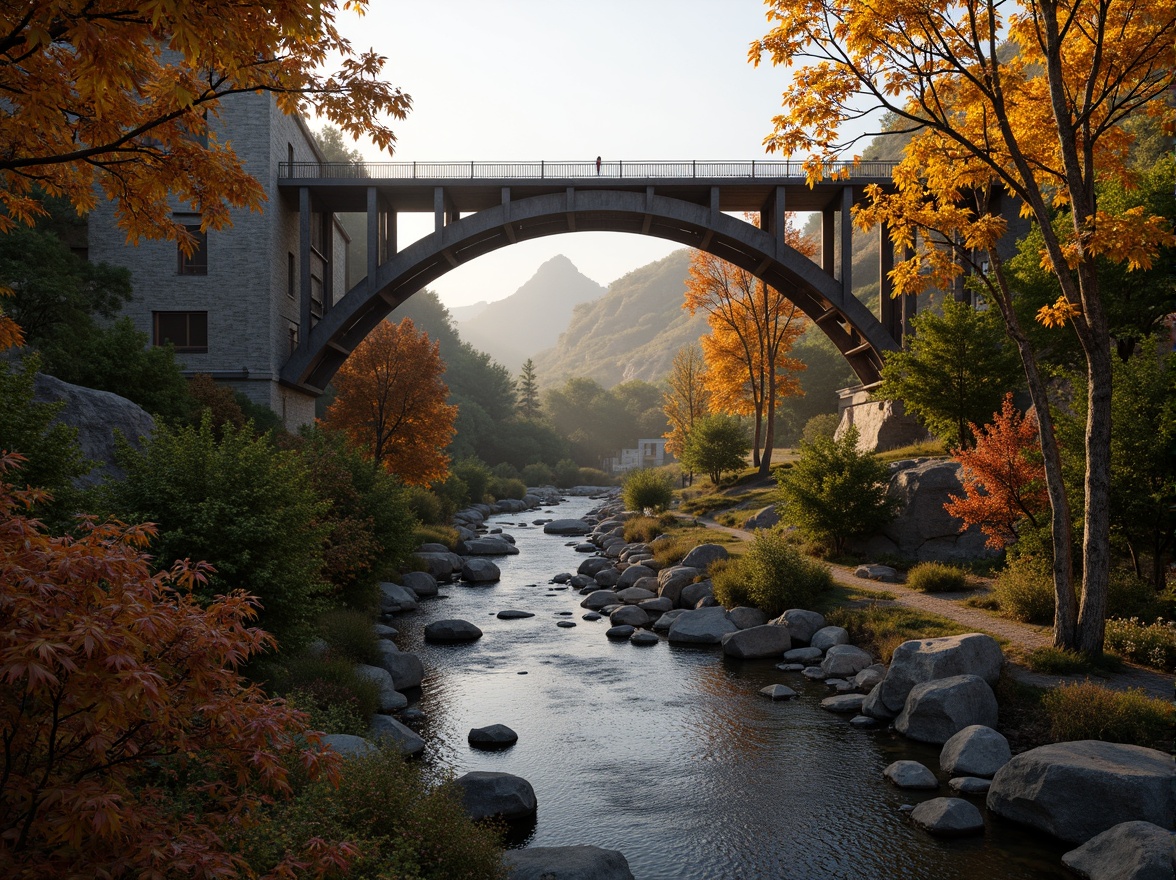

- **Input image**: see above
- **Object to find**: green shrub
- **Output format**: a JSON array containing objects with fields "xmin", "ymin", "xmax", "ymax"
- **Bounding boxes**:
[
  {"xmin": 1024, "ymin": 647, "xmax": 1097, "ymax": 674},
  {"xmin": 491, "ymin": 462, "xmax": 520, "ymax": 480},
  {"xmin": 242, "ymin": 747, "xmax": 506, "ymax": 880},
  {"xmin": 267, "ymin": 654, "xmax": 381, "ymax": 725},
  {"xmin": 286, "ymin": 688, "xmax": 369, "ymax": 738},
  {"xmin": 906, "ymin": 561, "xmax": 970, "ymax": 593},
  {"xmin": 776, "ymin": 426, "xmax": 899, "ymax": 555},
  {"xmin": 406, "ymin": 485, "xmax": 445, "ymax": 525},
  {"xmin": 553, "ymin": 458, "xmax": 581, "ymax": 488},
  {"xmin": 430, "ymin": 473, "xmax": 468, "ymax": 518},
  {"xmin": 488, "ymin": 475, "xmax": 527, "ymax": 500},
  {"xmin": 103, "ymin": 414, "xmax": 330, "ymax": 648},
  {"xmin": 714, "ymin": 531, "xmax": 832, "ymax": 617},
  {"xmin": 1104, "ymin": 617, "xmax": 1176, "ymax": 672},
  {"xmin": 711, "ymin": 558, "xmax": 753, "ymax": 608},
  {"xmin": 622, "ymin": 468, "xmax": 674, "ymax": 512},
  {"xmin": 576, "ymin": 466, "xmax": 616, "ymax": 486},
  {"xmin": 413, "ymin": 523, "xmax": 459, "ymax": 550},
  {"xmin": 679, "ymin": 413, "xmax": 750, "ymax": 485},
  {"xmin": 521, "ymin": 462, "xmax": 555, "ymax": 486},
  {"xmin": 1106, "ymin": 570, "xmax": 1157, "ymax": 619},
  {"xmin": 453, "ymin": 458, "xmax": 493, "ymax": 503},
  {"xmin": 316, "ymin": 609, "xmax": 381, "ymax": 666},
  {"xmin": 801, "ymin": 413, "xmax": 841, "ymax": 445},
  {"xmin": 1041, "ymin": 682, "xmax": 1174, "ymax": 748},
  {"xmin": 623, "ymin": 515, "xmax": 663, "ymax": 544},
  {"xmin": 826, "ymin": 603, "xmax": 972, "ymax": 663},
  {"xmin": 993, "ymin": 553, "xmax": 1055, "ymax": 624}
]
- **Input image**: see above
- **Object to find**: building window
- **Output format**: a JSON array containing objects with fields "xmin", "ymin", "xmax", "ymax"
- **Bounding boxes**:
[
  {"xmin": 154, "ymin": 311, "xmax": 208, "ymax": 353},
  {"xmin": 288, "ymin": 321, "xmax": 299, "ymax": 354},
  {"xmin": 287, "ymin": 252, "xmax": 296, "ymax": 299},
  {"xmin": 175, "ymin": 214, "xmax": 208, "ymax": 275}
]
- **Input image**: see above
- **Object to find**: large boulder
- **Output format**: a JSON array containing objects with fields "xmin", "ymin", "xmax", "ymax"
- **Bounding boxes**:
[
  {"xmin": 454, "ymin": 771, "xmax": 537, "ymax": 821},
  {"xmin": 1061, "ymin": 821, "xmax": 1176, "ymax": 880},
  {"xmin": 578, "ymin": 557, "xmax": 615, "ymax": 577},
  {"xmin": 679, "ymin": 580, "xmax": 715, "ymax": 609},
  {"xmin": 727, "ymin": 606, "xmax": 767, "ymax": 629},
  {"xmin": 836, "ymin": 393, "xmax": 928, "ymax": 453},
  {"xmin": 368, "ymin": 714, "xmax": 425, "ymax": 756},
  {"xmin": 617, "ymin": 564, "xmax": 656, "ymax": 589},
  {"xmin": 667, "ymin": 606, "xmax": 738, "ymax": 645},
  {"xmin": 742, "ymin": 505, "xmax": 780, "ymax": 531},
  {"xmin": 987, "ymin": 741, "xmax": 1176, "ymax": 844},
  {"xmin": 378, "ymin": 582, "xmax": 419, "ymax": 614},
  {"xmin": 884, "ymin": 760, "xmax": 939, "ymax": 790},
  {"xmin": 504, "ymin": 845, "xmax": 636, "ymax": 880},
  {"xmin": 461, "ymin": 558, "xmax": 501, "ymax": 583},
  {"xmin": 468, "ymin": 724, "xmax": 519, "ymax": 750},
  {"xmin": 374, "ymin": 641, "xmax": 424, "ymax": 690},
  {"xmin": 33, "ymin": 373, "xmax": 156, "ymax": 487},
  {"xmin": 615, "ymin": 586, "xmax": 657, "ymax": 604},
  {"xmin": 609, "ymin": 605, "xmax": 650, "ymax": 628},
  {"xmin": 321, "ymin": 733, "xmax": 378, "ymax": 759},
  {"xmin": 458, "ymin": 536, "xmax": 520, "ymax": 555},
  {"xmin": 679, "ymin": 544, "xmax": 729, "ymax": 570},
  {"xmin": 873, "ymin": 633, "xmax": 1004, "ymax": 715},
  {"xmin": 657, "ymin": 566, "xmax": 701, "ymax": 606},
  {"xmin": 895, "ymin": 674, "xmax": 999, "ymax": 744},
  {"xmin": 820, "ymin": 644, "xmax": 874, "ymax": 678},
  {"xmin": 424, "ymin": 619, "xmax": 483, "ymax": 643},
  {"xmin": 581, "ymin": 590, "xmax": 621, "ymax": 611},
  {"xmin": 413, "ymin": 550, "xmax": 463, "ymax": 579},
  {"xmin": 909, "ymin": 798, "xmax": 985, "ymax": 837},
  {"xmin": 777, "ymin": 609, "xmax": 826, "ymax": 646},
  {"xmin": 544, "ymin": 519, "xmax": 592, "ymax": 535},
  {"xmin": 939, "ymin": 725, "xmax": 1011, "ymax": 778},
  {"xmin": 354, "ymin": 664, "xmax": 408, "ymax": 712},
  {"xmin": 810, "ymin": 626, "xmax": 849, "ymax": 652},
  {"xmin": 856, "ymin": 459, "xmax": 998, "ymax": 561},
  {"xmin": 721, "ymin": 623, "xmax": 792, "ymax": 659},
  {"xmin": 400, "ymin": 570, "xmax": 438, "ymax": 597}
]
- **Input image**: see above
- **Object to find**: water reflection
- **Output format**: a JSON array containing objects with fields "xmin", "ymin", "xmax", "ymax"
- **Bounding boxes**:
[{"xmin": 394, "ymin": 496, "xmax": 1071, "ymax": 879}]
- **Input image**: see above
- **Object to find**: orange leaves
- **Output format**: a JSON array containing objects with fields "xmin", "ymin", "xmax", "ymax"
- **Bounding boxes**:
[
  {"xmin": 0, "ymin": 451, "xmax": 340, "ymax": 879},
  {"xmin": 944, "ymin": 395, "xmax": 1049, "ymax": 549},
  {"xmin": 322, "ymin": 317, "xmax": 456, "ymax": 487},
  {"xmin": 0, "ymin": 0, "xmax": 412, "ymax": 242}
]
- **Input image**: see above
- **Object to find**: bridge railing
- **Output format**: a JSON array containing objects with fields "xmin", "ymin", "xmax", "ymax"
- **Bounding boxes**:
[{"xmin": 279, "ymin": 159, "xmax": 899, "ymax": 181}]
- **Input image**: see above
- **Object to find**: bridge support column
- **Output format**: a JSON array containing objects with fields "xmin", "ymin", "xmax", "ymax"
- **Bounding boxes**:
[
  {"xmin": 763, "ymin": 186, "xmax": 786, "ymax": 245},
  {"xmin": 840, "ymin": 186, "xmax": 854, "ymax": 299},
  {"xmin": 821, "ymin": 208, "xmax": 835, "ymax": 277},
  {"xmin": 298, "ymin": 187, "xmax": 311, "ymax": 349},
  {"xmin": 879, "ymin": 223, "xmax": 899, "ymax": 343}
]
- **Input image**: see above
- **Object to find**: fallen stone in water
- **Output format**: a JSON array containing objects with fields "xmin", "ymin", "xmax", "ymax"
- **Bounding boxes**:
[
  {"xmin": 760, "ymin": 684, "xmax": 798, "ymax": 700},
  {"xmin": 909, "ymin": 797, "xmax": 985, "ymax": 837},
  {"xmin": 582, "ymin": 612, "xmax": 602, "ymax": 621},
  {"xmin": 504, "ymin": 845, "xmax": 635, "ymax": 880},
  {"xmin": 949, "ymin": 777, "xmax": 991, "ymax": 795},
  {"xmin": 849, "ymin": 714, "xmax": 880, "ymax": 730},
  {"xmin": 940, "ymin": 724, "xmax": 1011, "ymax": 778},
  {"xmin": 821, "ymin": 693, "xmax": 866, "ymax": 713},
  {"xmin": 497, "ymin": 610, "xmax": 535, "ymax": 619},
  {"xmin": 782, "ymin": 646, "xmax": 824, "ymax": 664},
  {"xmin": 606, "ymin": 624, "xmax": 635, "ymax": 639},
  {"xmin": 468, "ymin": 724, "xmax": 519, "ymax": 750},
  {"xmin": 801, "ymin": 666, "xmax": 827, "ymax": 681},
  {"xmin": 454, "ymin": 771, "xmax": 537, "ymax": 821},
  {"xmin": 556, "ymin": 620, "xmax": 576, "ymax": 628},
  {"xmin": 884, "ymin": 760, "xmax": 938, "ymax": 790},
  {"xmin": 424, "ymin": 619, "xmax": 483, "ymax": 643},
  {"xmin": 1061, "ymin": 821, "xmax": 1176, "ymax": 880},
  {"xmin": 630, "ymin": 631, "xmax": 659, "ymax": 646},
  {"xmin": 775, "ymin": 662, "xmax": 805, "ymax": 672}
]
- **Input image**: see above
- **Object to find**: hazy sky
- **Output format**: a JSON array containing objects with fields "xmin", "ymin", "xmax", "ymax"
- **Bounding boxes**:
[{"xmin": 328, "ymin": 0, "xmax": 801, "ymax": 308}]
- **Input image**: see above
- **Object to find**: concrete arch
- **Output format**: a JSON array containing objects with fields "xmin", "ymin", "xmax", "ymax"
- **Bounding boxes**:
[{"xmin": 280, "ymin": 189, "xmax": 898, "ymax": 395}]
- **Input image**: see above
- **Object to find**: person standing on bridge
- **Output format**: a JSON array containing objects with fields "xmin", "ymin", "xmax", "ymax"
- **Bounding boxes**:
[{"xmin": 596, "ymin": 155, "xmax": 601, "ymax": 175}]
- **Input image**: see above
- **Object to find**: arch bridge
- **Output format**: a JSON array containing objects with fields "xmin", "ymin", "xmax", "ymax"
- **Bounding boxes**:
[{"xmin": 277, "ymin": 159, "xmax": 910, "ymax": 396}]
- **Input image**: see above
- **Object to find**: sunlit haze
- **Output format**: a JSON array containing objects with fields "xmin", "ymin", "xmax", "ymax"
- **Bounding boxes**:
[{"xmin": 329, "ymin": 0, "xmax": 797, "ymax": 308}]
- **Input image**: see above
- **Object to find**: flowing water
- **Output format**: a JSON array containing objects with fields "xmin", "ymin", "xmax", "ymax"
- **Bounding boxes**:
[{"xmin": 395, "ymin": 495, "xmax": 1070, "ymax": 880}]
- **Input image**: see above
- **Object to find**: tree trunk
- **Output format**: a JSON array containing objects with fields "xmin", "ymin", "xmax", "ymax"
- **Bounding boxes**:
[
  {"xmin": 759, "ymin": 365, "xmax": 777, "ymax": 475},
  {"xmin": 751, "ymin": 410, "xmax": 763, "ymax": 469},
  {"xmin": 1077, "ymin": 337, "xmax": 1114, "ymax": 655}
]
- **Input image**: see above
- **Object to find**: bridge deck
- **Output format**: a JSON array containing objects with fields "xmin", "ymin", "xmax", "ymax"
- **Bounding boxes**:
[{"xmin": 278, "ymin": 159, "xmax": 898, "ymax": 214}]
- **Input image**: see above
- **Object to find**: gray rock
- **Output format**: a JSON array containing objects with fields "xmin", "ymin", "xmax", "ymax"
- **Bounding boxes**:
[
  {"xmin": 354, "ymin": 664, "xmax": 408, "ymax": 712},
  {"xmin": 775, "ymin": 663, "xmax": 805, "ymax": 672},
  {"xmin": 32, "ymin": 373, "xmax": 155, "ymax": 487},
  {"xmin": 896, "ymin": 674, "xmax": 999, "ymax": 745},
  {"xmin": 413, "ymin": 551, "xmax": 464, "ymax": 579},
  {"xmin": 378, "ymin": 582, "xmax": 419, "ymax": 614},
  {"xmin": 609, "ymin": 605, "xmax": 650, "ymax": 628},
  {"xmin": 544, "ymin": 519, "xmax": 592, "ymax": 535},
  {"xmin": 504, "ymin": 845, "xmax": 636, "ymax": 880},
  {"xmin": 459, "ymin": 536, "xmax": 520, "ymax": 556},
  {"xmin": 987, "ymin": 741, "xmax": 1176, "ymax": 844},
  {"xmin": 578, "ymin": 557, "xmax": 614, "ymax": 577},
  {"xmin": 630, "ymin": 631, "xmax": 659, "ymax": 646},
  {"xmin": 461, "ymin": 558, "xmax": 501, "ymax": 583},
  {"xmin": 679, "ymin": 580, "xmax": 715, "ymax": 608},
  {"xmin": 679, "ymin": 544, "xmax": 729, "ymax": 570},
  {"xmin": 874, "ymin": 633, "xmax": 1004, "ymax": 715},
  {"xmin": 498, "ymin": 610, "xmax": 535, "ymax": 619},
  {"xmin": 852, "ymin": 664, "xmax": 887, "ymax": 691},
  {"xmin": 454, "ymin": 771, "xmax": 537, "ymax": 821},
  {"xmin": 556, "ymin": 620, "xmax": 576, "ymax": 628},
  {"xmin": 468, "ymin": 724, "xmax": 518, "ymax": 749},
  {"xmin": 721, "ymin": 623, "xmax": 792, "ymax": 659},
  {"xmin": 606, "ymin": 625, "xmax": 635, "ymax": 639},
  {"xmin": 617, "ymin": 565, "xmax": 656, "ymax": 589},
  {"xmin": 861, "ymin": 682, "xmax": 898, "ymax": 721},
  {"xmin": 582, "ymin": 612, "xmax": 602, "ymax": 621},
  {"xmin": 373, "ymin": 641, "xmax": 424, "ymax": 690},
  {"xmin": 372, "ymin": 623, "xmax": 399, "ymax": 640},
  {"xmin": 400, "ymin": 570, "xmax": 439, "ymax": 597},
  {"xmin": 810, "ymin": 626, "xmax": 850, "ymax": 651},
  {"xmin": 594, "ymin": 568, "xmax": 621, "ymax": 587},
  {"xmin": 849, "ymin": 714, "xmax": 881, "ymax": 729},
  {"xmin": 615, "ymin": 586, "xmax": 657, "ymax": 604},
  {"xmin": 820, "ymin": 694, "xmax": 866, "ymax": 713},
  {"xmin": 884, "ymin": 760, "xmax": 939, "ymax": 790},
  {"xmin": 368, "ymin": 714, "xmax": 425, "ymax": 756},
  {"xmin": 801, "ymin": 666, "xmax": 827, "ymax": 680},
  {"xmin": 652, "ymin": 609, "xmax": 687, "ymax": 632},
  {"xmin": 695, "ymin": 595, "xmax": 719, "ymax": 609},
  {"xmin": 940, "ymin": 725, "xmax": 1011, "ymax": 778},
  {"xmin": 742, "ymin": 505, "xmax": 780, "ymax": 531},
  {"xmin": 782, "ymin": 646, "xmax": 824, "ymax": 664},
  {"xmin": 638, "ymin": 597, "xmax": 674, "ymax": 614},
  {"xmin": 778, "ymin": 609, "xmax": 826, "ymax": 646},
  {"xmin": 581, "ymin": 590, "xmax": 621, "ymax": 611},
  {"xmin": 820, "ymin": 644, "xmax": 874, "ymax": 678},
  {"xmin": 1061, "ymin": 821, "xmax": 1176, "ymax": 880},
  {"xmin": 320, "ymin": 733, "xmax": 378, "ymax": 758},
  {"xmin": 855, "ymin": 563, "xmax": 899, "ymax": 581},
  {"xmin": 909, "ymin": 797, "xmax": 985, "ymax": 837},
  {"xmin": 666, "ymin": 606, "xmax": 738, "ymax": 645},
  {"xmin": 949, "ymin": 777, "xmax": 992, "ymax": 795},
  {"xmin": 836, "ymin": 393, "xmax": 928, "ymax": 455},
  {"xmin": 424, "ymin": 619, "xmax": 483, "ymax": 643},
  {"xmin": 727, "ymin": 606, "xmax": 768, "ymax": 629},
  {"xmin": 760, "ymin": 684, "xmax": 798, "ymax": 700}
]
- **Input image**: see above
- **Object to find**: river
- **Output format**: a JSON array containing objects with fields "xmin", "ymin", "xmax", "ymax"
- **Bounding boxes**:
[{"xmin": 395, "ymin": 495, "xmax": 1071, "ymax": 880}]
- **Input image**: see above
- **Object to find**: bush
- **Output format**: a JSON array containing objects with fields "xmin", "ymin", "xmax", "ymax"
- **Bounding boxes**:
[
  {"xmin": 1106, "ymin": 570, "xmax": 1157, "ymax": 619},
  {"xmin": 679, "ymin": 413, "xmax": 750, "ymax": 484},
  {"xmin": 286, "ymin": 687, "xmax": 370, "ymax": 738},
  {"xmin": 407, "ymin": 485, "xmax": 446, "ymax": 524},
  {"xmin": 576, "ymin": 466, "xmax": 616, "ymax": 486},
  {"xmin": 453, "ymin": 458, "xmax": 492, "ymax": 503},
  {"xmin": 713, "ymin": 531, "xmax": 832, "ymax": 617},
  {"xmin": 1041, "ymin": 682, "xmax": 1174, "ymax": 748},
  {"xmin": 1104, "ymin": 617, "xmax": 1176, "ymax": 672},
  {"xmin": 623, "ymin": 513, "xmax": 675, "ymax": 544},
  {"xmin": 622, "ymin": 468, "xmax": 675, "ymax": 512},
  {"xmin": 488, "ymin": 475, "xmax": 527, "ymax": 500},
  {"xmin": 316, "ymin": 608, "xmax": 381, "ymax": 666},
  {"xmin": 825, "ymin": 602, "xmax": 973, "ymax": 663},
  {"xmin": 1024, "ymin": 647, "xmax": 1099, "ymax": 674},
  {"xmin": 906, "ymin": 561, "xmax": 970, "ymax": 593},
  {"xmin": 776, "ymin": 426, "xmax": 899, "ymax": 555},
  {"xmin": 491, "ymin": 462, "xmax": 520, "ymax": 480},
  {"xmin": 102, "ymin": 414, "xmax": 330, "ymax": 648},
  {"xmin": 993, "ymin": 552, "xmax": 1055, "ymax": 624},
  {"xmin": 521, "ymin": 462, "xmax": 555, "ymax": 486},
  {"xmin": 801, "ymin": 412, "xmax": 841, "ymax": 445},
  {"xmin": 553, "ymin": 458, "xmax": 581, "ymax": 488},
  {"xmin": 266, "ymin": 653, "xmax": 381, "ymax": 726},
  {"xmin": 242, "ymin": 747, "xmax": 507, "ymax": 880},
  {"xmin": 413, "ymin": 523, "xmax": 459, "ymax": 550}
]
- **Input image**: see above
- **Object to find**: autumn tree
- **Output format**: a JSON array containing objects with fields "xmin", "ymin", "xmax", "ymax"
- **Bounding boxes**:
[
  {"xmin": 662, "ymin": 344, "xmax": 710, "ymax": 466},
  {"xmin": 0, "ymin": 1, "xmax": 411, "ymax": 245},
  {"xmin": 517, "ymin": 358, "xmax": 541, "ymax": 419},
  {"xmin": 323, "ymin": 317, "xmax": 456, "ymax": 486},
  {"xmin": 0, "ymin": 453, "xmax": 347, "ymax": 880},
  {"xmin": 945, "ymin": 395, "xmax": 1049, "ymax": 550},
  {"xmin": 878, "ymin": 297, "xmax": 1023, "ymax": 449},
  {"xmin": 752, "ymin": 0, "xmax": 1176, "ymax": 654},
  {"xmin": 685, "ymin": 229, "xmax": 808, "ymax": 474}
]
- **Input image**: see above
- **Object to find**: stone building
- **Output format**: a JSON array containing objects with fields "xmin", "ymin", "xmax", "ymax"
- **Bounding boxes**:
[{"xmin": 86, "ymin": 93, "xmax": 347, "ymax": 428}]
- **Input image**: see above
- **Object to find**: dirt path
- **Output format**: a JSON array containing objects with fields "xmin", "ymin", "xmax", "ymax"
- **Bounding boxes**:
[{"xmin": 692, "ymin": 516, "xmax": 1175, "ymax": 701}]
